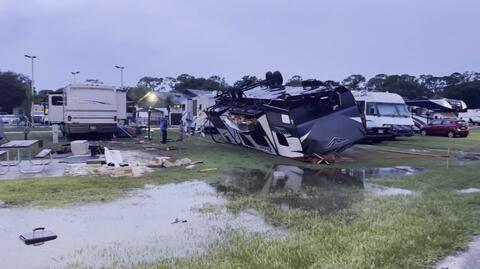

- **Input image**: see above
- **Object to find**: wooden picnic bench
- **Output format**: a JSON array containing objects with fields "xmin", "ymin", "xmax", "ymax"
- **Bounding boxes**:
[{"xmin": 35, "ymin": 149, "xmax": 52, "ymax": 159}]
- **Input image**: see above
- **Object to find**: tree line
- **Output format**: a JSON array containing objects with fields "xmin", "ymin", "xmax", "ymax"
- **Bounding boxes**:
[{"xmin": 2, "ymin": 70, "xmax": 480, "ymax": 114}]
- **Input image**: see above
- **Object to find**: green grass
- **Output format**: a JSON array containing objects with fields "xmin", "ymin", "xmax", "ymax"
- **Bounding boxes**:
[
  {"xmin": 1, "ymin": 128, "xmax": 480, "ymax": 268},
  {"xmin": 151, "ymin": 163, "xmax": 480, "ymax": 269}
]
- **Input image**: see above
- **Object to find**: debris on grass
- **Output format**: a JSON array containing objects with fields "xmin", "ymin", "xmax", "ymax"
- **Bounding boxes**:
[
  {"xmin": 199, "ymin": 168, "xmax": 218, "ymax": 173},
  {"xmin": 456, "ymin": 188, "xmax": 480, "ymax": 194}
]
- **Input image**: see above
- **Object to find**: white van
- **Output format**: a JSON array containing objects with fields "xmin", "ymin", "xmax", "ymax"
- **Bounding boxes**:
[
  {"xmin": 352, "ymin": 91, "xmax": 414, "ymax": 139},
  {"xmin": 48, "ymin": 82, "xmax": 126, "ymax": 138}
]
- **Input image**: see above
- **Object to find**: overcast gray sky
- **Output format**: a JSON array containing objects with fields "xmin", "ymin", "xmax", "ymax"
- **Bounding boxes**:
[{"xmin": 1, "ymin": 0, "xmax": 479, "ymax": 90}]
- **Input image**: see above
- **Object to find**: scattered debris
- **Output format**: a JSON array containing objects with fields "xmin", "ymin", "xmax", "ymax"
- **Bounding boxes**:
[
  {"xmin": 147, "ymin": 156, "xmax": 196, "ymax": 168},
  {"xmin": 456, "ymin": 188, "xmax": 480, "ymax": 194},
  {"xmin": 185, "ymin": 164, "xmax": 196, "ymax": 169},
  {"xmin": 171, "ymin": 218, "xmax": 188, "ymax": 224},
  {"xmin": 19, "ymin": 227, "xmax": 57, "ymax": 245},
  {"xmin": 64, "ymin": 150, "xmax": 153, "ymax": 177},
  {"xmin": 272, "ymin": 171, "xmax": 287, "ymax": 180},
  {"xmin": 86, "ymin": 158, "xmax": 106, "ymax": 165},
  {"xmin": 199, "ymin": 168, "xmax": 217, "ymax": 173},
  {"xmin": 104, "ymin": 147, "xmax": 127, "ymax": 167},
  {"xmin": 71, "ymin": 140, "xmax": 90, "ymax": 155}
]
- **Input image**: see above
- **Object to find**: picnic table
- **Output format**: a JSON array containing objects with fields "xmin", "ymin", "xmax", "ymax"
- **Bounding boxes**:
[{"xmin": 0, "ymin": 140, "xmax": 41, "ymax": 173}]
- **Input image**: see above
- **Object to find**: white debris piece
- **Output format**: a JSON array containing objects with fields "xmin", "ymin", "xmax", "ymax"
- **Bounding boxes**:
[
  {"xmin": 272, "ymin": 171, "xmax": 287, "ymax": 180},
  {"xmin": 71, "ymin": 140, "xmax": 89, "ymax": 155},
  {"xmin": 456, "ymin": 188, "xmax": 480, "ymax": 194}
]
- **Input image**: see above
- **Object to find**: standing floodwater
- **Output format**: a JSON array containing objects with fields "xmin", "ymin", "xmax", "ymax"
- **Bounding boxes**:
[
  {"xmin": 215, "ymin": 165, "xmax": 422, "ymax": 212},
  {"xmin": 0, "ymin": 181, "xmax": 279, "ymax": 269}
]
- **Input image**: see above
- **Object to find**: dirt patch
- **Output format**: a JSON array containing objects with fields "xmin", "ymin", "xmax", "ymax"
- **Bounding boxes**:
[{"xmin": 64, "ymin": 150, "xmax": 155, "ymax": 177}]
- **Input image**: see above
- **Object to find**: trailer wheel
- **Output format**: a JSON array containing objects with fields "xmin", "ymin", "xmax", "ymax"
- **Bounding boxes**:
[
  {"xmin": 447, "ymin": 131, "xmax": 455, "ymax": 138},
  {"xmin": 420, "ymin": 130, "xmax": 427, "ymax": 136}
]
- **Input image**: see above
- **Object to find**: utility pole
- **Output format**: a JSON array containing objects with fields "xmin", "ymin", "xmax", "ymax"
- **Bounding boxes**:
[
  {"xmin": 114, "ymin": 65, "xmax": 125, "ymax": 89},
  {"xmin": 24, "ymin": 54, "xmax": 36, "ymax": 121},
  {"xmin": 71, "ymin": 71, "xmax": 80, "ymax": 82}
]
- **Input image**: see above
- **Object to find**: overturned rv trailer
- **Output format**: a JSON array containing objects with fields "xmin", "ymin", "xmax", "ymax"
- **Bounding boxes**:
[
  {"xmin": 406, "ymin": 98, "xmax": 467, "ymax": 131},
  {"xmin": 206, "ymin": 71, "xmax": 366, "ymax": 160}
]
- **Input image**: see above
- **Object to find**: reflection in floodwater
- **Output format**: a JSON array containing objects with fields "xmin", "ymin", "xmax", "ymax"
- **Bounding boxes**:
[
  {"xmin": 453, "ymin": 151, "xmax": 480, "ymax": 166},
  {"xmin": 215, "ymin": 165, "xmax": 422, "ymax": 212},
  {"xmin": 0, "ymin": 181, "xmax": 279, "ymax": 269}
]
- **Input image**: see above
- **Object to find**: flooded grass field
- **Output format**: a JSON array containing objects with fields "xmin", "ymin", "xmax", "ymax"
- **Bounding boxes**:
[{"xmin": 0, "ymin": 130, "xmax": 480, "ymax": 268}]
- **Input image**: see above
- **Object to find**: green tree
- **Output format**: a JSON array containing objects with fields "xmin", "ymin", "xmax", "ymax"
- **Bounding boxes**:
[
  {"xmin": 366, "ymin": 74, "xmax": 387, "ymax": 91},
  {"xmin": 0, "ymin": 71, "xmax": 29, "ymax": 113},
  {"xmin": 126, "ymin": 86, "xmax": 151, "ymax": 104},
  {"xmin": 442, "ymin": 81, "xmax": 480, "ymax": 109},
  {"xmin": 376, "ymin": 75, "xmax": 431, "ymax": 99},
  {"xmin": 137, "ymin": 76, "xmax": 163, "ymax": 90},
  {"xmin": 174, "ymin": 74, "xmax": 230, "ymax": 92},
  {"xmin": 233, "ymin": 75, "xmax": 260, "ymax": 87},
  {"xmin": 342, "ymin": 74, "xmax": 365, "ymax": 90},
  {"xmin": 285, "ymin": 75, "xmax": 303, "ymax": 87},
  {"xmin": 34, "ymin": 89, "xmax": 52, "ymax": 104}
]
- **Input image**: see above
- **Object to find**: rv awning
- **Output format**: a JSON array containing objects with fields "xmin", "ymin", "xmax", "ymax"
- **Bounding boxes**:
[
  {"xmin": 405, "ymin": 99, "xmax": 452, "ymax": 111},
  {"xmin": 406, "ymin": 98, "xmax": 467, "ymax": 112}
]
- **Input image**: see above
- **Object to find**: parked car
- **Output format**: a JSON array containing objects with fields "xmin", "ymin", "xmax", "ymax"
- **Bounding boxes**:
[
  {"xmin": 32, "ymin": 112, "xmax": 45, "ymax": 124},
  {"xmin": 1, "ymin": 114, "xmax": 21, "ymax": 125},
  {"xmin": 420, "ymin": 118, "xmax": 469, "ymax": 138}
]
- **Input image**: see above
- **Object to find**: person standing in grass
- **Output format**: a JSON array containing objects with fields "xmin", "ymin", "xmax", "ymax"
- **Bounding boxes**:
[{"xmin": 160, "ymin": 116, "xmax": 168, "ymax": 144}]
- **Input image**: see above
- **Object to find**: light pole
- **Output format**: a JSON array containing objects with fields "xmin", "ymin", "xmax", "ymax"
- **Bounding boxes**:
[
  {"xmin": 137, "ymin": 91, "xmax": 158, "ymax": 141},
  {"xmin": 24, "ymin": 54, "xmax": 36, "ymax": 120},
  {"xmin": 114, "ymin": 65, "xmax": 124, "ymax": 89},
  {"xmin": 71, "ymin": 71, "xmax": 80, "ymax": 82},
  {"xmin": 147, "ymin": 106, "xmax": 152, "ymax": 140}
]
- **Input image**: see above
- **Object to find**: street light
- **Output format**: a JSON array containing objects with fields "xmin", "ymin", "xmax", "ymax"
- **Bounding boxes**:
[
  {"xmin": 137, "ymin": 91, "xmax": 158, "ymax": 140},
  {"xmin": 114, "ymin": 65, "xmax": 125, "ymax": 89},
  {"xmin": 24, "ymin": 54, "xmax": 37, "ymax": 120},
  {"xmin": 71, "ymin": 71, "xmax": 80, "ymax": 82}
]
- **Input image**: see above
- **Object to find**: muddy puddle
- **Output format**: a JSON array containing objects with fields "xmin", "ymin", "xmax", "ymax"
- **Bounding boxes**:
[
  {"xmin": 0, "ymin": 181, "xmax": 279, "ymax": 269},
  {"xmin": 214, "ymin": 165, "xmax": 421, "ymax": 212},
  {"xmin": 453, "ymin": 151, "xmax": 480, "ymax": 166}
]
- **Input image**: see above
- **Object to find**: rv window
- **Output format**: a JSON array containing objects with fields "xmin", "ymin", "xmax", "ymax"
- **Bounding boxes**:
[
  {"xmin": 366, "ymin": 104, "xmax": 376, "ymax": 115},
  {"xmin": 51, "ymin": 96, "xmax": 63, "ymax": 106},
  {"xmin": 276, "ymin": 132, "xmax": 289, "ymax": 146},
  {"xmin": 251, "ymin": 134, "xmax": 270, "ymax": 147}
]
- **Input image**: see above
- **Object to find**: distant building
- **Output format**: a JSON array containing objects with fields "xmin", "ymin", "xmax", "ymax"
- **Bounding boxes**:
[{"xmin": 148, "ymin": 89, "xmax": 215, "ymax": 125}]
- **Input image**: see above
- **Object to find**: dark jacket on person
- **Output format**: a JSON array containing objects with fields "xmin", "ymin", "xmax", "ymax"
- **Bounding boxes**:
[{"xmin": 160, "ymin": 118, "xmax": 167, "ymax": 131}]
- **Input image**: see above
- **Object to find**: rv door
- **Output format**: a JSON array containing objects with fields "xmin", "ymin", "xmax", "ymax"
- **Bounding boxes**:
[{"xmin": 48, "ymin": 94, "xmax": 64, "ymax": 123}]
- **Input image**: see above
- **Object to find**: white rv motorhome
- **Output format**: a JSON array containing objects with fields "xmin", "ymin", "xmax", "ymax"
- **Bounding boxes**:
[
  {"xmin": 352, "ymin": 91, "xmax": 414, "ymax": 139},
  {"xmin": 459, "ymin": 109, "xmax": 480, "ymax": 125},
  {"xmin": 48, "ymin": 82, "xmax": 126, "ymax": 138},
  {"xmin": 182, "ymin": 91, "xmax": 216, "ymax": 133}
]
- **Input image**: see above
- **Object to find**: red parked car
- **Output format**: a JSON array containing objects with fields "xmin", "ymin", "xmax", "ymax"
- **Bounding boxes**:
[{"xmin": 420, "ymin": 118, "xmax": 469, "ymax": 138}]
